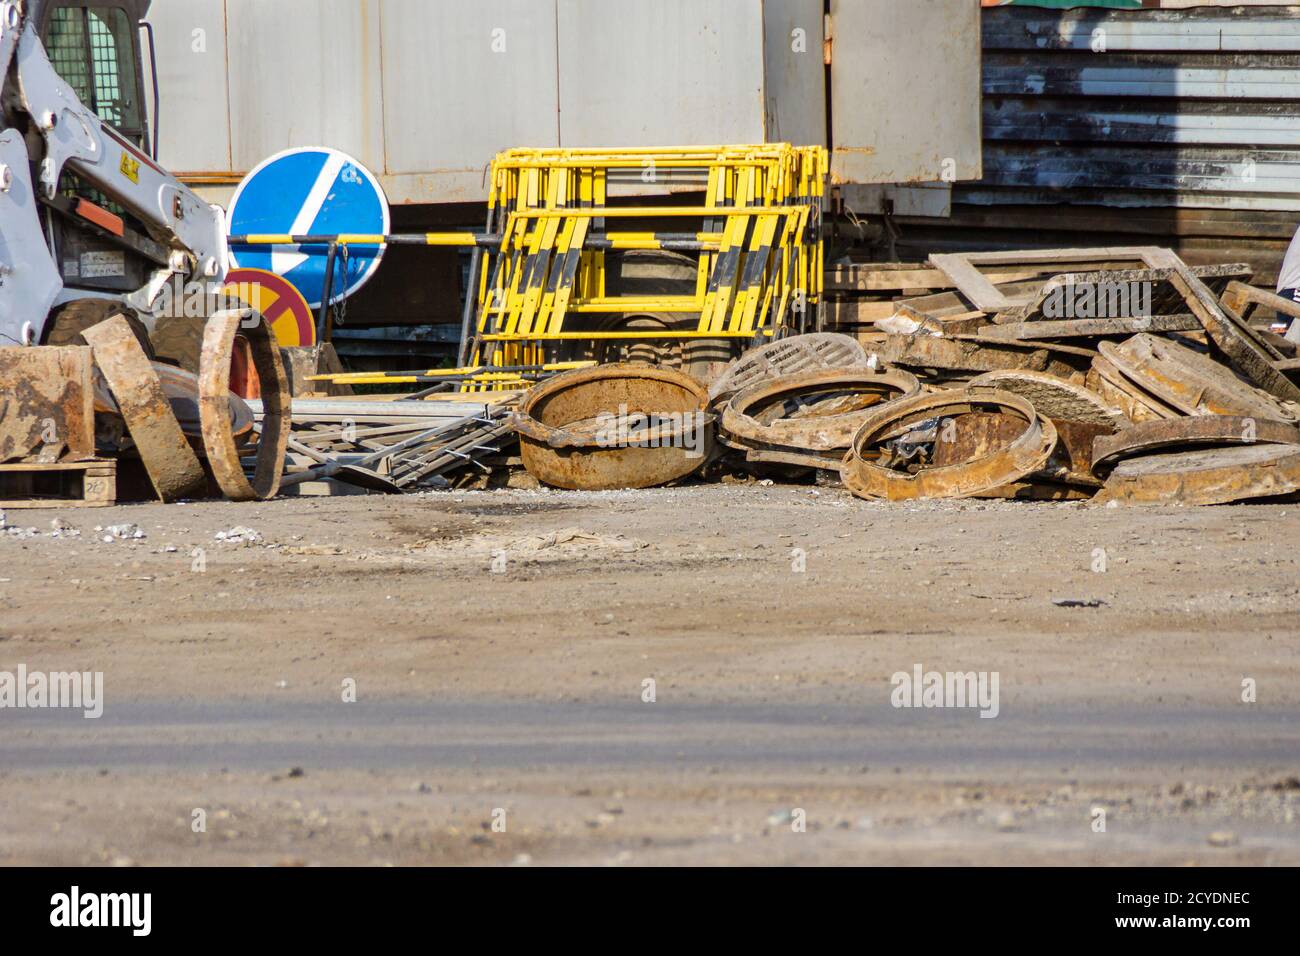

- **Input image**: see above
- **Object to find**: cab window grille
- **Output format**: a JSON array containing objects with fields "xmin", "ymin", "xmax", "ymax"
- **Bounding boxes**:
[
  {"xmin": 45, "ymin": 9, "xmax": 92, "ymax": 106},
  {"xmin": 42, "ymin": 6, "xmax": 144, "ymax": 140}
]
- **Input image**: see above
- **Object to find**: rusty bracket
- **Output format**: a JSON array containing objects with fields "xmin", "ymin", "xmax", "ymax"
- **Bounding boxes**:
[
  {"xmin": 82, "ymin": 315, "xmax": 207, "ymax": 502},
  {"xmin": 199, "ymin": 309, "xmax": 291, "ymax": 501}
]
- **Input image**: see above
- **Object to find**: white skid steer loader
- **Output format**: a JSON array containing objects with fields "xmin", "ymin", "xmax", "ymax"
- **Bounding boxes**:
[{"xmin": 0, "ymin": 0, "xmax": 227, "ymax": 369}]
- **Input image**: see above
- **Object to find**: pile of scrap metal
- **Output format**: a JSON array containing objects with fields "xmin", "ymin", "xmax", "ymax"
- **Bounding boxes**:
[
  {"xmin": 275, "ymin": 360, "xmax": 597, "ymax": 493},
  {"xmin": 510, "ymin": 248, "xmax": 1300, "ymax": 506},
  {"xmin": 2, "ymin": 312, "xmax": 583, "ymax": 506},
  {"xmin": 0, "ymin": 309, "xmax": 290, "ymax": 507},
  {"xmin": 269, "ymin": 394, "xmax": 521, "ymax": 494}
]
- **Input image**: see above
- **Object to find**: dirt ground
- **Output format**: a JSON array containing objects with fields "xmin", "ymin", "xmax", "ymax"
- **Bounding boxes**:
[{"xmin": 1, "ymin": 482, "xmax": 1298, "ymax": 865}]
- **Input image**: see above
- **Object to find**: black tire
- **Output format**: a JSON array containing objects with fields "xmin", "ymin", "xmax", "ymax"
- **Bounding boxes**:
[
  {"xmin": 42, "ymin": 297, "xmax": 155, "ymax": 359},
  {"xmin": 150, "ymin": 315, "xmax": 208, "ymax": 373},
  {"xmin": 589, "ymin": 250, "xmax": 737, "ymax": 383}
]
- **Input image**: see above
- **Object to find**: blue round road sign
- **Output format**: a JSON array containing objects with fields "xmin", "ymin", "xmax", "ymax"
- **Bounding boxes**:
[{"xmin": 227, "ymin": 147, "xmax": 390, "ymax": 309}]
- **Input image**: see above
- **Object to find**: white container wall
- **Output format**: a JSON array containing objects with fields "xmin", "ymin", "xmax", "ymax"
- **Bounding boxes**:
[{"xmin": 146, "ymin": 0, "xmax": 983, "ymax": 206}]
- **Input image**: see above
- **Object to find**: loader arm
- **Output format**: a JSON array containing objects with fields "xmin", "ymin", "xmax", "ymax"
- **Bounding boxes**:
[{"xmin": 0, "ymin": 1, "xmax": 226, "ymax": 344}]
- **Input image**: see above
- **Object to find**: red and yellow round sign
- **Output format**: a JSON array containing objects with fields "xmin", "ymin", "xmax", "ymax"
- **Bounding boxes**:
[{"xmin": 221, "ymin": 267, "xmax": 316, "ymax": 347}]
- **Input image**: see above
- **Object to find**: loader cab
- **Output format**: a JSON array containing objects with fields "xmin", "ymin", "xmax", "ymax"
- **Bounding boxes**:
[
  {"xmin": 38, "ymin": 1, "xmax": 152, "ymax": 153},
  {"xmin": 37, "ymin": 0, "xmax": 160, "ymax": 295}
]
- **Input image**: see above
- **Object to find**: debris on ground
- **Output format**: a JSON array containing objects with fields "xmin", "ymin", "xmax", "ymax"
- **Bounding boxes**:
[
  {"xmin": 214, "ymin": 526, "xmax": 263, "ymax": 545},
  {"xmin": 3, "ymin": 247, "xmax": 1298, "ymax": 510}
]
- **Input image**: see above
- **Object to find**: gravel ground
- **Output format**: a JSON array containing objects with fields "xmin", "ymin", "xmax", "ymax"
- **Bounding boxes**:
[{"xmin": 1, "ymin": 482, "xmax": 1297, "ymax": 865}]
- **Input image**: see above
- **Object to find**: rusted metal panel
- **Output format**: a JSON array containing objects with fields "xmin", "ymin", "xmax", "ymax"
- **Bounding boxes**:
[
  {"xmin": 1096, "ymin": 443, "xmax": 1300, "ymax": 506},
  {"xmin": 829, "ymin": 0, "xmax": 982, "ymax": 185},
  {"xmin": 878, "ymin": 333, "xmax": 1077, "ymax": 378},
  {"xmin": 1011, "ymin": 263, "xmax": 1253, "ymax": 323},
  {"xmin": 1089, "ymin": 354, "xmax": 1180, "ymax": 423},
  {"xmin": 81, "ymin": 317, "xmax": 207, "ymax": 502},
  {"xmin": 967, "ymin": 369, "xmax": 1123, "ymax": 429},
  {"xmin": 1099, "ymin": 333, "xmax": 1297, "ymax": 421},
  {"xmin": 981, "ymin": 314, "xmax": 1201, "ymax": 341},
  {"xmin": 0, "ymin": 346, "xmax": 95, "ymax": 463},
  {"xmin": 1145, "ymin": 249, "xmax": 1300, "ymax": 402}
]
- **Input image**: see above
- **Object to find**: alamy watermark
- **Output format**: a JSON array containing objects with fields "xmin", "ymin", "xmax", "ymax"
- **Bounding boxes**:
[
  {"xmin": 594, "ymin": 404, "xmax": 708, "ymax": 458},
  {"xmin": 1043, "ymin": 281, "xmax": 1152, "ymax": 320},
  {"xmin": 0, "ymin": 665, "xmax": 103, "ymax": 718},
  {"xmin": 50, "ymin": 886, "xmax": 150, "ymax": 936},
  {"xmin": 890, "ymin": 664, "xmax": 999, "ymax": 718},
  {"xmin": 153, "ymin": 275, "xmax": 264, "ymax": 322}
]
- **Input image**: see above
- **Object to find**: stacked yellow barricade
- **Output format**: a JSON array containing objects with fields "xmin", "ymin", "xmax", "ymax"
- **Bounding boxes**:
[{"xmin": 463, "ymin": 144, "xmax": 827, "ymax": 388}]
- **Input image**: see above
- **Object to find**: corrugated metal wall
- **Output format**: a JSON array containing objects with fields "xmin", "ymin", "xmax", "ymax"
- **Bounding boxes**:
[{"xmin": 892, "ymin": 3, "xmax": 1300, "ymax": 285}]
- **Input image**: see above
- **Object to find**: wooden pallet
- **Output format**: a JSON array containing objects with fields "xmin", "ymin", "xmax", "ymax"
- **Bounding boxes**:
[{"xmin": 0, "ymin": 459, "xmax": 116, "ymax": 509}]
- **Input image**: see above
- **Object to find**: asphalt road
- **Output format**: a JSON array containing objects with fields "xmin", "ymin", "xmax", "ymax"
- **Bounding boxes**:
[{"xmin": 5, "ymin": 698, "xmax": 1297, "ymax": 773}]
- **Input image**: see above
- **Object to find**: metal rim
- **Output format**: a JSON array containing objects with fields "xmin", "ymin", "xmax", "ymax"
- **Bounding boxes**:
[
  {"xmin": 199, "ymin": 309, "xmax": 291, "ymax": 501},
  {"xmin": 514, "ymin": 363, "xmax": 709, "ymax": 449},
  {"xmin": 1091, "ymin": 416, "xmax": 1300, "ymax": 471},
  {"xmin": 721, "ymin": 368, "xmax": 920, "ymax": 456},
  {"xmin": 840, "ymin": 387, "xmax": 1058, "ymax": 501}
]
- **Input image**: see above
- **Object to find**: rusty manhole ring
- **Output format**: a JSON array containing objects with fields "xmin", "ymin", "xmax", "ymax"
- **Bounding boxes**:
[
  {"xmin": 82, "ymin": 314, "xmax": 208, "ymax": 502},
  {"xmin": 199, "ymin": 309, "xmax": 291, "ymax": 501},
  {"xmin": 840, "ymin": 387, "xmax": 1058, "ymax": 501},
  {"xmin": 720, "ymin": 367, "xmax": 920, "ymax": 469},
  {"xmin": 1096, "ymin": 443, "xmax": 1300, "ymax": 506},
  {"xmin": 513, "ymin": 363, "xmax": 713, "ymax": 490},
  {"xmin": 1091, "ymin": 416, "xmax": 1300, "ymax": 471}
]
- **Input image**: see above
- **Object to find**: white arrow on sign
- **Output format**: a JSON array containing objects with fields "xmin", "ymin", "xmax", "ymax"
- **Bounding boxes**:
[{"xmin": 270, "ymin": 151, "xmax": 349, "ymax": 279}]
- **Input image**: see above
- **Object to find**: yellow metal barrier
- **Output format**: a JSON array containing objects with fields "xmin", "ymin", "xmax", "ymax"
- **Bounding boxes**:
[{"xmin": 464, "ymin": 144, "xmax": 827, "ymax": 389}]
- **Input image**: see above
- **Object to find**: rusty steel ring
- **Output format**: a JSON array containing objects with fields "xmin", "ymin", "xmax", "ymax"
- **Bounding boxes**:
[
  {"xmin": 840, "ymin": 386, "xmax": 1058, "ymax": 501},
  {"xmin": 720, "ymin": 368, "xmax": 920, "ymax": 468},
  {"xmin": 199, "ymin": 309, "xmax": 291, "ymax": 501},
  {"xmin": 513, "ymin": 363, "xmax": 712, "ymax": 490},
  {"xmin": 1091, "ymin": 416, "xmax": 1300, "ymax": 472}
]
